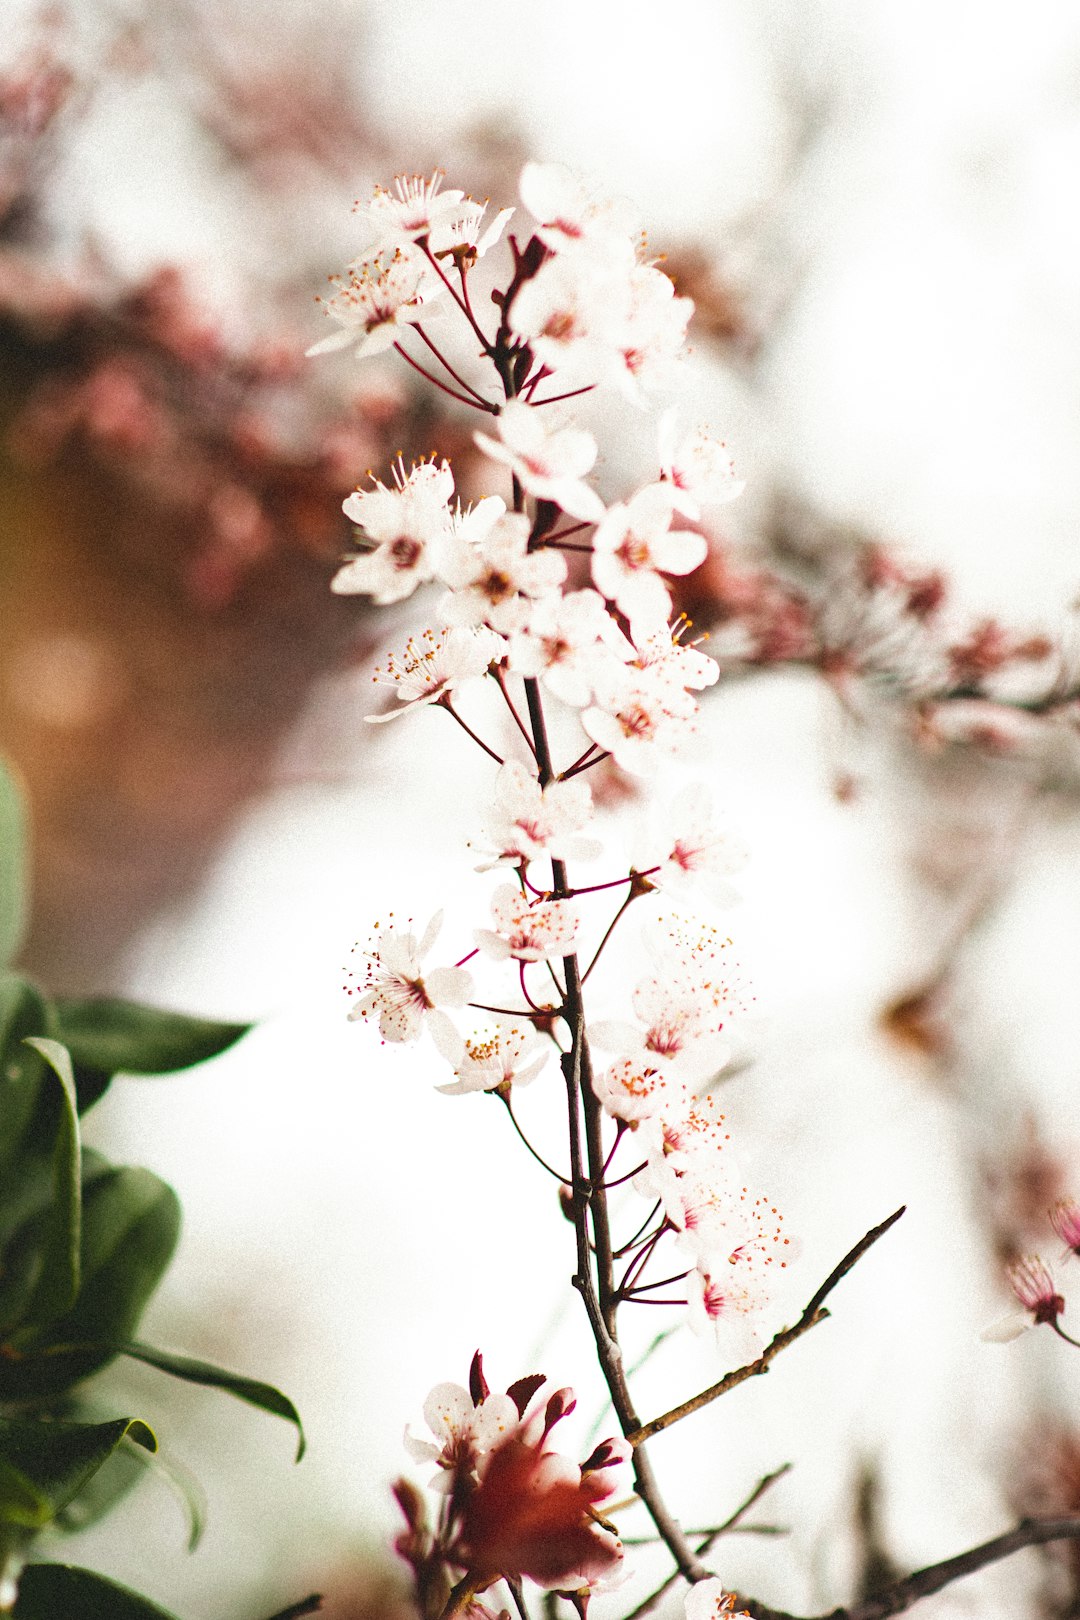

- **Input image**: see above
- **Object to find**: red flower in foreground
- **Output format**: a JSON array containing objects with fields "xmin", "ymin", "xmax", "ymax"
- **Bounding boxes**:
[
  {"xmin": 460, "ymin": 1426, "xmax": 627, "ymax": 1590},
  {"xmin": 399, "ymin": 1359, "xmax": 630, "ymax": 1606}
]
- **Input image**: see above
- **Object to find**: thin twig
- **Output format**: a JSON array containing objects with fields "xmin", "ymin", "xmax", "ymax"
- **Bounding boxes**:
[
  {"xmin": 626, "ymin": 1207, "xmax": 906, "ymax": 1447},
  {"xmin": 392, "ymin": 341, "xmax": 495, "ymax": 410},
  {"xmin": 622, "ymin": 1466, "xmax": 792, "ymax": 1620},
  {"xmin": 259, "ymin": 1598, "xmax": 323, "ymax": 1620},
  {"xmin": 501, "ymin": 1094, "xmax": 573, "ymax": 1185},
  {"xmin": 441, "ymin": 699, "xmax": 505, "ymax": 764},
  {"xmin": 730, "ymin": 1514, "xmax": 1080, "ymax": 1620},
  {"xmin": 414, "ymin": 323, "xmax": 493, "ymax": 405}
]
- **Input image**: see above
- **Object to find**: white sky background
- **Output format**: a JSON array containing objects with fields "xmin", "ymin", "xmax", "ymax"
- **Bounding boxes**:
[{"xmin": 19, "ymin": 0, "xmax": 1080, "ymax": 1615}]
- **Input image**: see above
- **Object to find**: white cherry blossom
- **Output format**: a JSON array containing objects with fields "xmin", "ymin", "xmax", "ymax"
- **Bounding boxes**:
[
  {"xmin": 629, "ymin": 618, "xmax": 720, "ymax": 696},
  {"xmin": 685, "ymin": 1579, "xmax": 751, "ymax": 1620},
  {"xmin": 439, "ymin": 512, "xmax": 567, "ymax": 634},
  {"xmin": 429, "ymin": 198, "xmax": 514, "ymax": 267},
  {"xmin": 472, "ymin": 761, "xmax": 600, "ymax": 870},
  {"xmin": 349, "ymin": 912, "xmax": 471, "ymax": 1048},
  {"xmin": 476, "ymin": 885, "xmax": 578, "ymax": 962},
  {"xmin": 474, "ymin": 401, "xmax": 604, "ymax": 523},
  {"xmin": 507, "ymin": 589, "xmax": 632, "ymax": 708},
  {"xmin": 519, "ymin": 161, "xmax": 640, "ymax": 263},
  {"xmin": 608, "ymin": 262, "xmax": 693, "ymax": 401},
  {"xmin": 592, "ymin": 483, "xmax": 708, "ymax": 631},
  {"xmin": 307, "ymin": 245, "xmax": 439, "ymax": 359},
  {"xmin": 581, "ymin": 668, "xmax": 696, "ymax": 776},
  {"xmin": 333, "ymin": 457, "xmax": 455, "ymax": 604},
  {"xmin": 433, "ymin": 1016, "xmax": 549, "ymax": 1095},
  {"xmin": 357, "ymin": 171, "xmax": 466, "ymax": 251},
  {"xmin": 635, "ymin": 784, "xmax": 747, "ymax": 904},
  {"xmin": 591, "ymin": 916, "xmax": 749, "ymax": 1080},
  {"xmin": 404, "ymin": 1380, "xmax": 519, "ymax": 1490},
  {"xmin": 509, "ymin": 253, "xmax": 625, "ymax": 387},
  {"xmin": 366, "ymin": 626, "xmax": 503, "ymax": 722},
  {"xmin": 658, "ymin": 410, "xmax": 745, "ymax": 519},
  {"xmin": 592, "ymin": 1056, "xmax": 690, "ymax": 1125}
]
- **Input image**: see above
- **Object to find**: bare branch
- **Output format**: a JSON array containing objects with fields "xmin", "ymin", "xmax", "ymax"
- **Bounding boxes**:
[
  {"xmin": 623, "ymin": 1466, "xmax": 792, "ymax": 1620},
  {"xmin": 733, "ymin": 1514, "xmax": 1080, "ymax": 1620},
  {"xmin": 627, "ymin": 1208, "xmax": 906, "ymax": 1447}
]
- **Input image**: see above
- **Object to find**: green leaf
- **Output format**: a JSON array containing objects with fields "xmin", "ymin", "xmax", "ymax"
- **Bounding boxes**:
[
  {"xmin": 122, "ymin": 1342, "xmax": 306, "ymax": 1461},
  {"xmin": 113, "ymin": 1435, "xmax": 206, "ymax": 1552},
  {"xmin": 0, "ymin": 1463, "xmax": 48, "ymax": 1531},
  {"xmin": 0, "ymin": 979, "xmax": 53, "ymax": 1184},
  {"xmin": 0, "ymin": 1417, "xmax": 154, "ymax": 1525},
  {"xmin": 14, "ymin": 1563, "xmax": 182, "ymax": 1620},
  {"xmin": 0, "ymin": 762, "xmax": 28, "ymax": 973},
  {"xmin": 20, "ymin": 1040, "xmax": 81, "ymax": 1327},
  {"xmin": 0, "ymin": 1169, "xmax": 180, "ymax": 1400},
  {"xmin": 52, "ymin": 999, "xmax": 249, "ymax": 1079}
]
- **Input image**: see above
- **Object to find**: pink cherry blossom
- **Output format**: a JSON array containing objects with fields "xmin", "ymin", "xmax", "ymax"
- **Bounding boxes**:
[
  {"xmin": 476, "ymin": 885, "xmax": 578, "ymax": 963},
  {"xmin": 349, "ymin": 912, "xmax": 471, "ymax": 1047},
  {"xmin": 1050, "ymin": 1198, "xmax": 1080, "ymax": 1257},
  {"xmin": 366, "ymin": 626, "xmax": 504, "ymax": 722},
  {"xmin": 984, "ymin": 1254, "xmax": 1067, "ymax": 1342},
  {"xmin": 474, "ymin": 401, "xmax": 605, "ymax": 523},
  {"xmin": 457, "ymin": 1389, "xmax": 628, "ymax": 1591},
  {"xmin": 307, "ymin": 244, "xmax": 439, "ymax": 359}
]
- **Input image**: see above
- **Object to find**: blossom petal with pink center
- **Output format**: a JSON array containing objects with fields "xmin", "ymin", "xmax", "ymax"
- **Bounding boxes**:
[
  {"xmin": 474, "ymin": 401, "xmax": 604, "ymax": 523},
  {"xmin": 476, "ymin": 885, "xmax": 578, "ymax": 962}
]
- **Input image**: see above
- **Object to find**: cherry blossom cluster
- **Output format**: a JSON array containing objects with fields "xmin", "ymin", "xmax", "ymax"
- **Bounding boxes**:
[
  {"xmin": 395, "ymin": 1353, "xmax": 630, "ymax": 1617},
  {"xmin": 315, "ymin": 162, "xmax": 789, "ymax": 1619},
  {"xmin": 985, "ymin": 1198, "xmax": 1080, "ymax": 1348}
]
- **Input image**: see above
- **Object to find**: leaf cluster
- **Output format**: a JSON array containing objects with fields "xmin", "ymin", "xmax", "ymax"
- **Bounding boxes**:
[{"xmin": 0, "ymin": 761, "xmax": 304, "ymax": 1616}]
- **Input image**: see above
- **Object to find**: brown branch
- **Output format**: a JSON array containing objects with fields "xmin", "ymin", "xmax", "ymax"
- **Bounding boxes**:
[
  {"xmin": 259, "ymin": 1598, "xmax": 323, "ymax": 1620},
  {"xmin": 733, "ymin": 1514, "xmax": 1080, "ymax": 1620},
  {"xmin": 623, "ymin": 1465, "xmax": 792, "ymax": 1620},
  {"xmin": 626, "ymin": 1207, "xmax": 906, "ymax": 1448},
  {"xmin": 521, "ymin": 672, "xmax": 709, "ymax": 1586}
]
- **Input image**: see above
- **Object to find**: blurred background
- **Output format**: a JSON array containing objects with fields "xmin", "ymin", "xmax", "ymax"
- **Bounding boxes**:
[{"xmin": 3, "ymin": 1, "xmax": 1080, "ymax": 1616}]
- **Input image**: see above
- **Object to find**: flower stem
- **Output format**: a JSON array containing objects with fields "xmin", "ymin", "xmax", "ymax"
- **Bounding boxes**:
[
  {"xmin": 392, "ymin": 341, "xmax": 496, "ymax": 411},
  {"xmin": 440, "ymin": 698, "xmax": 505, "ymax": 763}
]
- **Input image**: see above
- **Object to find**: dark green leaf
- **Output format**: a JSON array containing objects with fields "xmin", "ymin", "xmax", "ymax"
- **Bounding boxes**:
[
  {"xmin": 0, "ymin": 1417, "xmax": 154, "ymax": 1524},
  {"xmin": 0, "ymin": 1169, "xmax": 180, "ymax": 1400},
  {"xmin": 0, "ymin": 762, "xmax": 28, "ymax": 972},
  {"xmin": 14, "ymin": 1563, "xmax": 182, "ymax": 1620},
  {"xmin": 122, "ymin": 1342, "xmax": 306, "ymax": 1461},
  {"xmin": 53, "ymin": 999, "xmax": 249, "ymax": 1079},
  {"xmin": 0, "ymin": 1462, "xmax": 49, "ymax": 1530},
  {"xmin": 51, "ymin": 1435, "xmax": 147, "ymax": 1537},
  {"xmin": 20, "ymin": 1039, "xmax": 81, "ymax": 1327}
]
